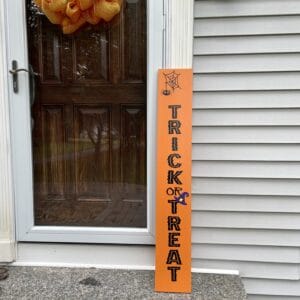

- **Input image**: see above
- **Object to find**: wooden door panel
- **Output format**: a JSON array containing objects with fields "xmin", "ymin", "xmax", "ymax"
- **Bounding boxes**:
[
  {"xmin": 40, "ymin": 20, "xmax": 62, "ymax": 83},
  {"xmin": 39, "ymin": 85, "xmax": 145, "ymax": 103},
  {"xmin": 121, "ymin": 105, "xmax": 146, "ymax": 201},
  {"xmin": 74, "ymin": 105, "xmax": 111, "ymax": 201},
  {"xmin": 27, "ymin": 0, "xmax": 147, "ymax": 228},
  {"xmin": 42, "ymin": 106, "xmax": 66, "ymax": 201},
  {"xmin": 74, "ymin": 29, "xmax": 109, "ymax": 82},
  {"xmin": 123, "ymin": 0, "xmax": 146, "ymax": 83}
]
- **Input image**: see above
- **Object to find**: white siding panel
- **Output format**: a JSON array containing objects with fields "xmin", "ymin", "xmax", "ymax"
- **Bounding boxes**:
[
  {"xmin": 195, "ymin": 0, "xmax": 300, "ymax": 18},
  {"xmin": 193, "ymin": 127, "xmax": 300, "ymax": 144},
  {"xmin": 194, "ymin": 54, "xmax": 300, "ymax": 73},
  {"xmin": 192, "ymin": 194, "xmax": 300, "ymax": 213},
  {"xmin": 193, "ymin": 244, "xmax": 300, "ymax": 263},
  {"xmin": 192, "ymin": 161, "xmax": 300, "ymax": 179},
  {"xmin": 192, "ymin": 228, "xmax": 300, "ymax": 247},
  {"xmin": 192, "ymin": 144, "xmax": 300, "ymax": 161},
  {"xmin": 192, "ymin": 259, "xmax": 300, "ymax": 280},
  {"xmin": 193, "ymin": 91, "xmax": 300, "ymax": 109},
  {"xmin": 193, "ymin": 72, "xmax": 300, "ymax": 91},
  {"xmin": 194, "ymin": 16, "xmax": 300, "ymax": 37},
  {"xmin": 193, "ymin": 109, "xmax": 300, "ymax": 126},
  {"xmin": 193, "ymin": 0, "xmax": 300, "ymax": 297},
  {"xmin": 192, "ymin": 211, "xmax": 300, "ymax": 230},
  {"xmin": 194, "ymin": 35, "xmax": 300, "ymax": 55},
  {"xmin": 244, "ymin": 279, "xmax": 300, "ymax": 297},
  {"xmin": 192, "ymin": 178, "xmax": 300, "ymax": 196}
]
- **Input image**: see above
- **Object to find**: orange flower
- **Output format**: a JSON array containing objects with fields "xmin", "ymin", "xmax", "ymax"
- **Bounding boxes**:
[
  {"xmin": 66, "ymin": 1, "xmax": 81, "ymax": 23},
  {"xmin": 41, "ymin": 0, "xmax": 64, "ymax": 24},
  {"xmin": 94, "ymin": 0, "xmax": 122, "ymax": 22},
  {"xmin": 78, "ymin": 0, "xmax": 94, "ymax": 11},
  {"xmin": 47, "ymin": 0, "xmax": 68, "ymax": 12}
]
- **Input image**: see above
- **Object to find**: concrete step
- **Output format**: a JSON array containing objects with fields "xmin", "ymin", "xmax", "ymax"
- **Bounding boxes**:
[{"xmin": 0, "ymin": 267, "xmax": 247, "ymax": 299}]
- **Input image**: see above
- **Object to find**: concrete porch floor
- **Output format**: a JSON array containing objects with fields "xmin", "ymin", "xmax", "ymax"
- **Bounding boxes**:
[{"xmin": 0, "ymin": 267, "xmax": 247, "ymax": 299}]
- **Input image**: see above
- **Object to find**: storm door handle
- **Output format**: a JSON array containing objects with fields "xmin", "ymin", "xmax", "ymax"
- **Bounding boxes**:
[{"xmin": 9, "ymin": 60, "xmax": 39, "ymax": 93}]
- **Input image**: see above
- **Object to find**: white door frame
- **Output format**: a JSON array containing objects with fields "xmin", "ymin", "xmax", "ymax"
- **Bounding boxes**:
[
  {"xmin": 0, "ymin": 0, "xmax": 193, "ymax": 261},
  {"xmin": 0, "ymin": 0, "xmax": 15, "ymax": 262}
]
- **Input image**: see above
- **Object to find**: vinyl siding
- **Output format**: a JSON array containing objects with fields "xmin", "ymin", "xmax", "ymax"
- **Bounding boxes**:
[{"xmin": 192, "ymin": 1, "xmax": 300, "ymax": 299}]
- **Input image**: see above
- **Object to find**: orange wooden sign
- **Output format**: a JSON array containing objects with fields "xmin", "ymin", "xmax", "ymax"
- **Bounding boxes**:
[{"xmin": 155, "ymin": 69, "xmax": 193, "ymax": 293}]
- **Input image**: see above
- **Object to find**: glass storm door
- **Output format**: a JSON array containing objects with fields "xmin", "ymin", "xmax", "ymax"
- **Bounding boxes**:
[{"xmin": 27, "ymin": 0, "xmax": 147, "ymax": 228}]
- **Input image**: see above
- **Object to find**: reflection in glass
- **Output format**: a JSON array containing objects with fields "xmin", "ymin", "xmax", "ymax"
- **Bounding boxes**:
[{"xmin": 27, "ymin": 0, "xmax": 147, "ymax": 227}]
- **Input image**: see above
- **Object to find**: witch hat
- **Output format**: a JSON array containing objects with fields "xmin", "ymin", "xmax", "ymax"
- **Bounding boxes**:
[{"xmin": 174, "ymin": 192, "xmax": 189, "ymax": 205}]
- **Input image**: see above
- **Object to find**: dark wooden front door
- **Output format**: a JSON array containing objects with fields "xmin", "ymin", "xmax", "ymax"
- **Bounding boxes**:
[{"xmin": 26, "ymin": 0, "xmax": 147, "ymax": 227}]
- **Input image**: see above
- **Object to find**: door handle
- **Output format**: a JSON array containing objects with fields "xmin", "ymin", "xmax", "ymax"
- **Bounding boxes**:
[{"xmin": 9, "ymin": 60, "xmax": 39, "ymax": 93}]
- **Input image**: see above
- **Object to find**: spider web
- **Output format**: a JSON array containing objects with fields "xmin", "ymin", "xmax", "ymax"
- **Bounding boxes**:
[{"xmin": 163, "ymin": 71, "xmax": 181, "ymax": 93}]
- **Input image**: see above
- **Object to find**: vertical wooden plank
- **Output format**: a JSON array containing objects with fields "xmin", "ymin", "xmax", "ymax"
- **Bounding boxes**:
[
  {"xmin": 42, "ymin": 106, "xmax": 66, "ymax": 200},
  {"xmin": 40, "ymin": 18, "xmax": 62, "ymax": 83},
  {"xmin": 155, "ymin": 69, "xmax": 193, "ymax": 293},
  {"xmin": 121, "ymin": 105, "xmax": 146, "ymax": 202},
  {"xmin": 123, "ymin": 0, "xmax": 146, "ymax": 82}
]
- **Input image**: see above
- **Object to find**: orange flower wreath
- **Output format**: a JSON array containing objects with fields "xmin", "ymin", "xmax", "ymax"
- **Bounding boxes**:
[{"xmin": 34, "ymin": 0, "xmax": 123, "ymax": 34}]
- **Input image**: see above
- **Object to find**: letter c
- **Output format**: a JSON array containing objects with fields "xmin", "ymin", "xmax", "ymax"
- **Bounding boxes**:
[{"xmin": 168, "ymin": 153, "xmax": 182, "ymax": 168}]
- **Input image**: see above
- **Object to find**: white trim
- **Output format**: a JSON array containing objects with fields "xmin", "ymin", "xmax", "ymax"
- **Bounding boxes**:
[
  {"xmin": 0, "ymin": 242, "xmax": 15, "ymax": 262},
  {"xmin": 14, "ymin": 243, "xmax": 155, "ymax": 268},
  {"xmin": 192, "ymin": 268, "xmax": 240, "ymax": 276},
  {"xmin": 0, "ymin": 0, "xmax": 16, "ymax": 262},
  {"xmin": 12, "ymin": 242, "xmax": 239, "ymax": 276},
  {"xmin": 11, "ymin": 263, "xmax": 239, "ymax": 276},
  {"xmin": 165, "ymin": 0, "xmax": 194, "ymax": 68},
  {"xmin": 19, "ymin": 226, "xmax": 154, "ymax": 244},
  {"xmin": 145, "ymin": 0, "xmax": 164, "ymax": 242},
  {"xmin": 11, "ymin": 262, "xmax": 155, "ymax": 271},
  {"xmin": 4, "ymin": 0, "xmax": 34, "ymax": 243},
  {"xmin": 5, "ymin": 0, "xmax": 163, "ymax": 244}
]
